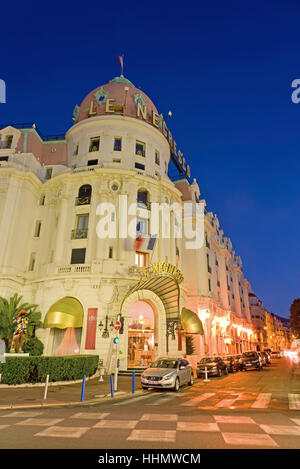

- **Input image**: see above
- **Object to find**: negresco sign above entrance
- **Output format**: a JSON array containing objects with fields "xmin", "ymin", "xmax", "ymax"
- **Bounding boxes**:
[{"xmin": 133, "ymin": 262, "xmax": 184, "ymax": 284}]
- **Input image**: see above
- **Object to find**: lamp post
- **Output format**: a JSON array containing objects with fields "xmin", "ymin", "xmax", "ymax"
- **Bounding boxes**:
[{"xmin": 98, "ymin": 315, "xmax": 114, "ymax": 338}]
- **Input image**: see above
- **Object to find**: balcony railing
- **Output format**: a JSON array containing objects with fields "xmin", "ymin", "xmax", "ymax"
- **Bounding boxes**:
[
  {"xmin": 71, "ymin": 229, "xmax": 88, "ymax": 239},
  {"xmin": 75, "ymin": 196, "xmax": 91, "ymax": 206}
]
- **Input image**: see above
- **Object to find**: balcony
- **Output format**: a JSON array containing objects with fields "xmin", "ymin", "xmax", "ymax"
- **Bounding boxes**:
[
  {"xmin": 75, "ymin": 196, "xmax": 91, "ymax": 206},
  {"xmin": 71, "ymin": 229, "xmax": 88, "ymax": 239}
]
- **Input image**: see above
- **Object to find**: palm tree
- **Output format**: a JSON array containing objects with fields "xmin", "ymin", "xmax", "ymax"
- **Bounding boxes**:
[{"xmin": 0, "ymin": 294, "xmax": 42, "ymax": 351}]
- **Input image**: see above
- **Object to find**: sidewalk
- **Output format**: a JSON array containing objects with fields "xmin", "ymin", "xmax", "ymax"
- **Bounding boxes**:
[{"xmin": 0, "ymin": 375, "xmax": 142, "ymax": 409}]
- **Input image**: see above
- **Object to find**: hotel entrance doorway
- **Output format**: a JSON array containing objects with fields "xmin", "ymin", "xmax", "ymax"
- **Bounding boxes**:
[{"xmin": 128, "ymin": 300, "xmax": 155, "ymax": 368}]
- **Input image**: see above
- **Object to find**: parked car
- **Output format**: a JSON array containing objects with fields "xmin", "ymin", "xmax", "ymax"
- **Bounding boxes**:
[
  {"xmin": 197, "ymin": 356, "xmax": 229, "ymax": 377},
  {"xmin": 271, "ymin": 351, "xmax": 281, "ymax": 359},
  {"xmin": 240, "ymin": 351, "xmax": 263, "ymax": 371},
  {"xmin": 258, "ymin": 352, "xmax": 267, "ymax": 366},
  {"xmin": 233, "ymin": 354, "xmax": 243, "ymax": 370},
  {"xmin": 224, "ymin": 355, "xmax": 240, "ymax": 372},
  {"xmin": 141, "ymin": 358, "xmax": 194, "ymax": 392},
  {"xmin": 261, "ymin": 350, "xmax": 271, "ymax": 365}
]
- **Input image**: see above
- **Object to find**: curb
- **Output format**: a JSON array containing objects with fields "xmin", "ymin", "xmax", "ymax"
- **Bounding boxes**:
[{"xmin": 0, "ymin": 389, "xmax": 144, "ymax": 410}]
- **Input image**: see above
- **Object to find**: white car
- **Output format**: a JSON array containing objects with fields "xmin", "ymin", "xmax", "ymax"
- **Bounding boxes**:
[{"xmin": 141, "ymin": 357, "xmax": 194, "ymax": 392}]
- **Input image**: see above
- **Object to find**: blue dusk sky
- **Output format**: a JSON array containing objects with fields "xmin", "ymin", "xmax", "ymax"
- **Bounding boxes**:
[{"xmin": 0, "ymin": 0, "xmax": 299, "ymax": 318}]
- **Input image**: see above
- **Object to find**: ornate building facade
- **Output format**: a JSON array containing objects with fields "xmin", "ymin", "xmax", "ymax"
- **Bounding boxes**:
[{"xmin": 0, "ymin": 73, "xmax": 254, "ymax": 370}]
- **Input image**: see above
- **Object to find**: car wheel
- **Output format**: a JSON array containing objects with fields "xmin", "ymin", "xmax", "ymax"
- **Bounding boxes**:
[
  {"xmin": 142, "ymin": 386, "xmax": 148, "ymax": 390},
  {"xmin": 188, "ymin": 373, "xmax": 194, "ymax": 386},
  {"xmin": 173, "ymin": 377, "xmax": 180, "ymax": 392}
]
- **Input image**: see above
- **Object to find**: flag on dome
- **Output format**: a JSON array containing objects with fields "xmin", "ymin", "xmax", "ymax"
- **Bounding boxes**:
[{"xmin": 117, "ymin": 55, "xmax": 124, "ymax": 74}]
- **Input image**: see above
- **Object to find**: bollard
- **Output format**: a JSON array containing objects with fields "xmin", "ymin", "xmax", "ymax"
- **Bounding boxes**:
[
  {"xmin": 43, "ymin": 374, "xmax": 50, "ymax": 401},
  {"xmin": 110, "ymin": 375, "xmax": 114, "ymax": 398},
  {"xmin": 80, "ymin": 375, "xmax": 86, "ymax": 402},
  {"xmin": 203, "ymin": 366, "xmax": 210, "ymax": 383},
  {"xmin": 0, "ymin": 373, "xmax": 2, "ymax": 384},
  {"xmin": 132, "ymin": 371, "xmax": 135, "ymax": 394}
]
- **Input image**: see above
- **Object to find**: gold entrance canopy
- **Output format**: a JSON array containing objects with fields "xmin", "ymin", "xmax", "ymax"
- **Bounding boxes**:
[
  {"xmin": 124, "ymin": 262, "xmax": 182, "ymax": 320},
  {"xmin": 181, "ymin": 307, "xmax": 204, "ymax": 334},
  {"xmin": 44, "ymin": 297, "xmax": 84, "ymax": 329}
]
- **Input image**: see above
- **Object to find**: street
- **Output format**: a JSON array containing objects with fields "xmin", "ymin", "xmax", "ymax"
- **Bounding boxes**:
[{"xmin": 0, "ymin": 356, "xmax": 300, "ymax": 449}]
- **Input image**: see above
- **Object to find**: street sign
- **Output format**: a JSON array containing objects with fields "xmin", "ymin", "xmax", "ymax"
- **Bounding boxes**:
[{"xmin": 114, "ymin": 320, "xmax": 121, "ymax": 331}]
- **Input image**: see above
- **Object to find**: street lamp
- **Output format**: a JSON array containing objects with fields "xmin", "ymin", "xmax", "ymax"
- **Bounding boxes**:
[{"xmin": 98, "ymin": 315, "xmax": 115, "ymax": 338}]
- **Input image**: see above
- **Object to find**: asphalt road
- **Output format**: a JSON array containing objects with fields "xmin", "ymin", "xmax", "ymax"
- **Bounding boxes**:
[{"xmin": 0, "ymin": 356, "xmax": 299, "ymax": 450}]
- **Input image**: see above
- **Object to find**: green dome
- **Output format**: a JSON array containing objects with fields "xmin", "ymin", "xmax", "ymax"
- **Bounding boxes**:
[{"xmin": 109, "ymin": 75, "xmax": 134, "ymax": 86}]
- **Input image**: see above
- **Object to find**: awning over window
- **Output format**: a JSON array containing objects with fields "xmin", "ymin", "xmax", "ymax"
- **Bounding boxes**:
[
  {"xmin": 44, "ymin": 297, "xmax": 84, "ymax": 329},
  {"xmin": 181, "ymin": 307, "xmax": 204, "ymax": 334}
]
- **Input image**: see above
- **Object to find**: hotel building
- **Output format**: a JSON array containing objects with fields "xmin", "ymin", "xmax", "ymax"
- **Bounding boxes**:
[{"xmin": 0, "ymin": 73, "xmax": 254, "ymax": 370}]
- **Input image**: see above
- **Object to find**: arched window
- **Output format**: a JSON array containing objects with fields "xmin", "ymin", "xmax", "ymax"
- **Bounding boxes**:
[{"xmin": 76, "ymin": 184, "xmax": 92, "ymax": 205}]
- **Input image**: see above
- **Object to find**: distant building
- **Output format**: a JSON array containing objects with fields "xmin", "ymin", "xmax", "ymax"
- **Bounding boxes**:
[{"xmin": 249, "ymin": 292, "xmax": 290, "ymax": 351}]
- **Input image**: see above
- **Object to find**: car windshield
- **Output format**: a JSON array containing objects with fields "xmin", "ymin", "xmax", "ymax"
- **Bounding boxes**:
[
  {"xmin": 150, "ymin": 360, "xmax": 177, "ymax": 369},
  {"xmin": 242, "ymin": 352, "xmax": 257, "ymax": 358},
  {"xmin": 199, "ymin": 357, "xmax": 216, "ymax": 363}
]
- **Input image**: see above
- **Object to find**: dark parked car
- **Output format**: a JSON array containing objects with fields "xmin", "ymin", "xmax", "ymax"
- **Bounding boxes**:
[
  {"xmin": 261, "ymin": 351, "xmax": 271, "ymax": 365},
  {"xmin": 258, "ymin": 352, "xmax": 266, "ymax": 366},
  {"xmin": 224, "ymin": 355, "xmax": 240, "ymax": 372},
  {"xmin": 240, "ymin": 351, "xmax": 263, "ymax": 371},
  {"xmin": 197, "ymin": 356, "xmax": 229, "ymax": 377}
]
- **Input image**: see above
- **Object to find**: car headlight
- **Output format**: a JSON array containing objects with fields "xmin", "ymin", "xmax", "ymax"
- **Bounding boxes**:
[{"xmin": 162, "ymin": 373, "xmax": 174, "ymax": 380}]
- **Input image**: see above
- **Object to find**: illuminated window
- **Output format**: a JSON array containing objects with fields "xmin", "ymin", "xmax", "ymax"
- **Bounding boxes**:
[
  {"xmin": 135, "ymin": 252, "xmax": 149, "ymax": 267},
  {"xmin": 136, "ymin": 141, "xmax": 145, "ymax": 156},
  {"xmin": 114, "ymin": 137, "xmax": 122, "ymax": 151},
  {"xmin": 72, "ymin": 214, "xmax": 89, "ymax": 239},
  {"xmin": 89, "ymin": 137, "xmax": 100, "ymax": 152}
]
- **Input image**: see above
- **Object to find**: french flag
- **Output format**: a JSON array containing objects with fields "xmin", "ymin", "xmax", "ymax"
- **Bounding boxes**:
[
  {"xmin": 124, "ymin": 235, "xmax": 157, "ymax": 251},
  {"xmin": 117, "ymin": 55, "xmax": 124, "ymax": 74}
]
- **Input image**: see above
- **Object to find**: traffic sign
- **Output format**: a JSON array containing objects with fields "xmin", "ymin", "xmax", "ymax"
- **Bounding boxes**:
[{"xmin": 114, "ymin": 320, "xmax": 121, "ymax": 331}]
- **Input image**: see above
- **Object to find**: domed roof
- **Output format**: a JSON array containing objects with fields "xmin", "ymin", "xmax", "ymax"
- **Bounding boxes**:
[{"xmin": 74, "ymin": 76, "xmax": 159, "ymax": 124}]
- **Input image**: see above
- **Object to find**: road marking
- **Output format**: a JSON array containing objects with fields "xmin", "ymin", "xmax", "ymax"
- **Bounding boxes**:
[
  {"xmin": 34, "ymin": 426, "xmax": 90, "ymax": 438},
  {"xmin": 93, "ymin": 420, "xmax": 138, "ymax": 429},
  {"xmin": 291, "ymin": 418, "xmax": 300, "ymax": 426},
  {"xmin": 216, "ymin": 398, "xmax": 238, "ymax": 408},
  {"xmin": 113, "ymin": 393, "xmax": 163, "ymax": 406},
  {"xmin": 181, "ymin": 393, "xmax": 215, "ymax": 406},
  {"xmin": 0, "ymin": 425, "xmax": 10, "ymax": 430},
  {"xmin": 288, "ymin": 394, "xmax": 300, "ymax": 410},
  {"xmin": 16, "ymin": 418, "xmax": 64, "ymax": 426},
  {"xmin": 222, "ymin": 432, "xmax": 278, "ymax": 447},
  {"xmin": 214, "ymin": 416, "xmax": 255, "ymax": 424},
  {"xmin": 148, "ymin": 395, "xmax": 177, "ymax": 406},
  {"xmin": 251, "ymin": 393, "xmax": 272, "ymax": 409},
  {"xmin": 260, "ymin": 424, "xmax": 300, "ymax": 436},
  {"xmin": 70, "ymin": 412, "xmax": 110, "ymax": 419},
  {"xmin": 177, "ymin": 422, "xmax": 219, "ymax": 432},
  {"xmin": 141, "ymin": 414, "xmax": 178, "ymax": 421},
  {"xmin": 127, "ymin": 429, "xmax": 176, "ymax": 443},
  {"xmin": 1, "ymin": 411, "xmax": 43, "ymax": 418}
]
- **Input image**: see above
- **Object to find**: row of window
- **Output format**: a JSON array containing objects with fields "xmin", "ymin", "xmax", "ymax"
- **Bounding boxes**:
[{"xmin": 74, "ymin": 137, "xmax": 161, "ymax": 165}]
